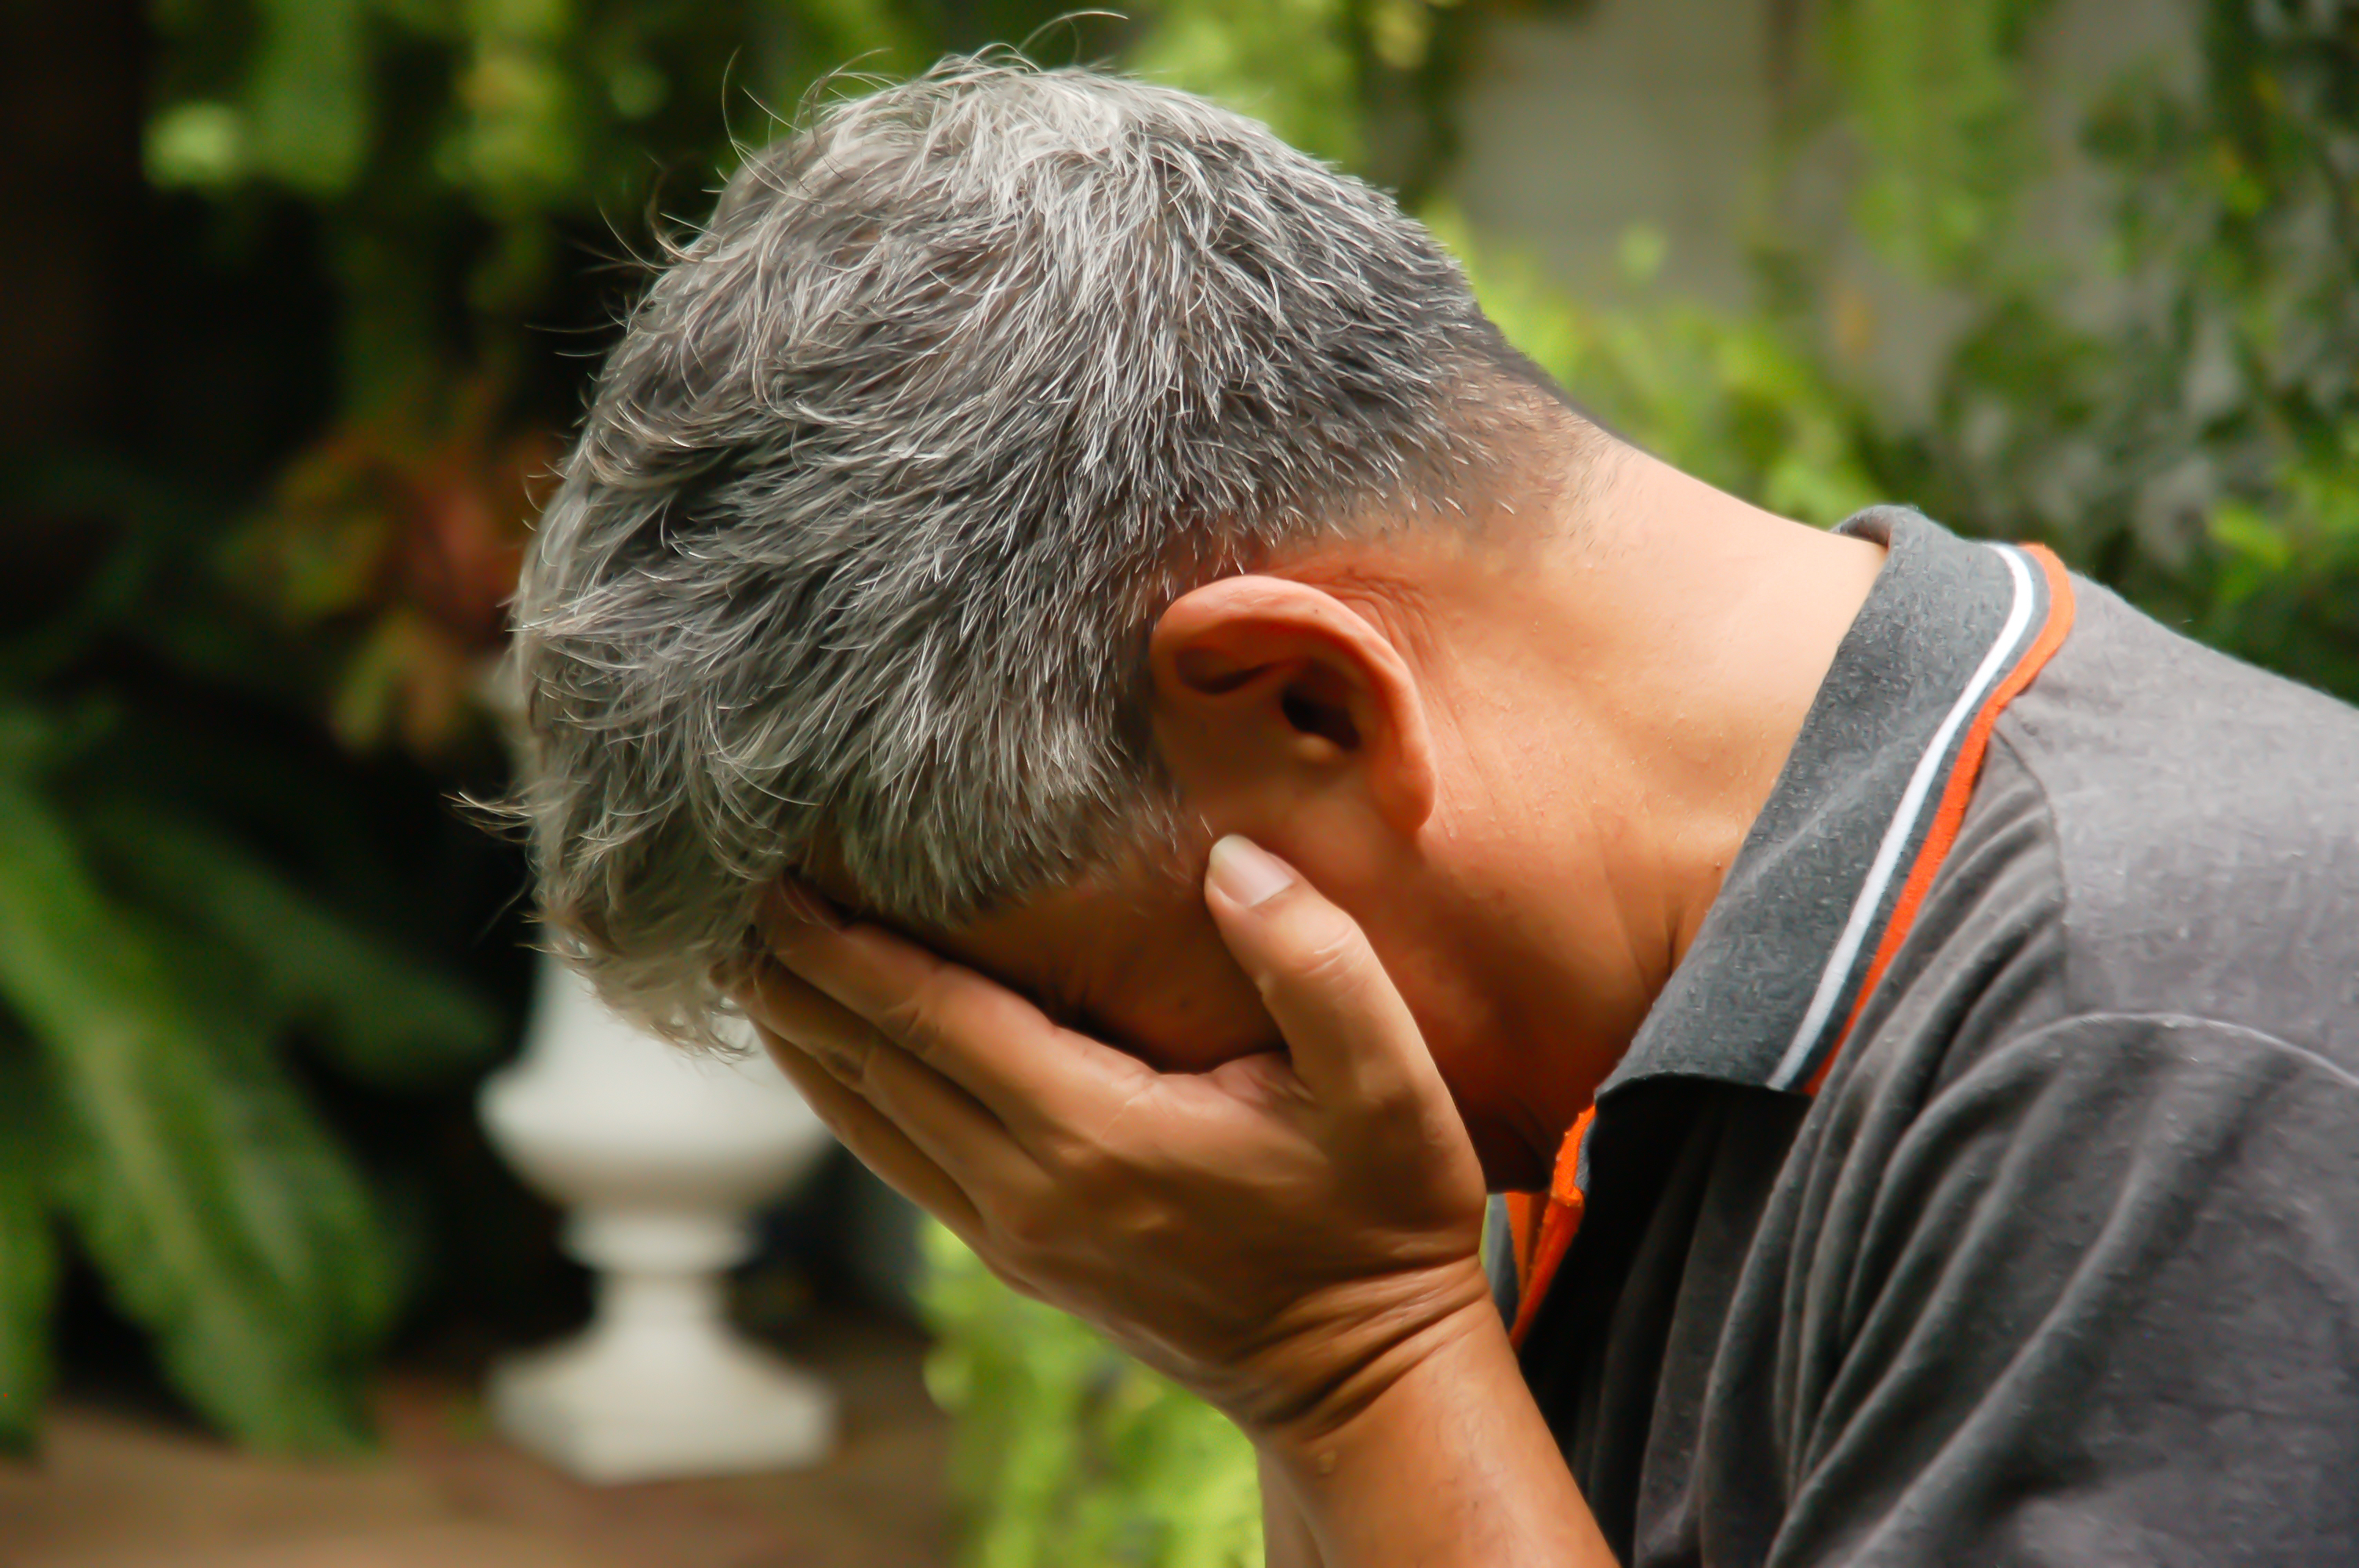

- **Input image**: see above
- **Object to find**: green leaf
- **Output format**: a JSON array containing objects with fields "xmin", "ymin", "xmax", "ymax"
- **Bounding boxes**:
[
  {"xmin": 76, "ymin": 802, "xmax": 502, "ymax": 1091},
  {"xmin": 1821, "ymin": 0, "xmax": 2056, "ymax": 281},
  {"xmin": 247, "ymin": 0, "xmax": 374, "ymax": 195},
  {"xmin": 0, "ymin": 781, "xmax": 396, "ymax": 1453},
  {"xmin": 921, "ymin": 1225, "xmax": 1263, "ymax": 1568},
  {"xmin": 145, "ymin": 100, "xmax": 248, "ymax": 189},
  {"xmin": 0, "ymin": 459, "xmax": 200, "ymax": 688},
  {"xmin": 445, "ymin": 38, "xmax": 584, "ymax": 215},
  {"xmin": 1131, "ymin": 0, "xmax": 1361, "ymax": 169},
  {"xmin": 1434, "ymin": 210, "xmax": 1881, "ymax": 531},
  {"xmin": 0, "ymin": 1039, "xmax": 58, "ymax": 1454}
]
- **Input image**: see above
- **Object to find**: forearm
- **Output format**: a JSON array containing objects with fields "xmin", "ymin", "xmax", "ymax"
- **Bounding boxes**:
[{"xmin": 1260, "ymin": 1303, "xmax": 1615, "ymax": 1568}]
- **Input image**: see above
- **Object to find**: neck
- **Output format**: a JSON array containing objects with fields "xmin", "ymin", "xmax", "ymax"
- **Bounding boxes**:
[{"xmin": 1324, "ymin": 452, "xmax": 1886, "ymax": 1185}]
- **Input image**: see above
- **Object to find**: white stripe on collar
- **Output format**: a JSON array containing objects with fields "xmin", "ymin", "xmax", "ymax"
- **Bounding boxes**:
[{"xmin": 1767, "ymin": 543, "xmax": 2039, "ymax": 1091}]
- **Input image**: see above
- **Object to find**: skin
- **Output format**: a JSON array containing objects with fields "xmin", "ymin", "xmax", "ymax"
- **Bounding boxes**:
[{"xmin": 738, "ymin": 441, "xmax": 1886, "ymax": 1566}]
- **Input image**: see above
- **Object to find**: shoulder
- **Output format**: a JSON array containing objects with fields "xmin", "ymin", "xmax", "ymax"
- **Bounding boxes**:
[
  {"xmin": 1757, "ymin": 1004, "xmax": 2359, "ymax": 1568},
  {"xmin": 1991, "ymin": 579, "xmax": 2359, "ymax": 1063},
  {"xmin": 1816, "ymin": 576, "xmax": 2359, "ymax": 1175}
]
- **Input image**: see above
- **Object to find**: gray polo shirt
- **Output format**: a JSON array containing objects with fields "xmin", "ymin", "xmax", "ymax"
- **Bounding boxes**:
[{"xmin": 1494, "ymin": 508, "xmax": 2359, "ymax": 1566}]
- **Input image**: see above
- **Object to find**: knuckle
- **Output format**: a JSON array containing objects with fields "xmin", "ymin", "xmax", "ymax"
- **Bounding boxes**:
[
  {"xmin": 851, "ymin": 1039, "xmax": 885, "ymax": 1097},
  {"xmin": 1356, "ymin": 1080, "xmax": 1427, "ymax": 1137},
  {"xmin": 1115, "ymin": 1199, "xmax": 1177, "ymax": 1252},
  {"xmin": 823, "ymin": 1044, "xmax": 871, "ymax": 1093},
  {"xmin": 1295, "ymin": 926, "xmax": 1368, "ymax": 985},
  {"xmin": 878, "ymin": 970, "xmax": 956, "ymax": 1061},
  {"xmin": 1040, "ymin": 1129, "xmax": 1110, "ymax": 1187},
  {"xmin": 994, "ymin": 1198, "xmax": 1062, "ymax": 1258},
  {"xmin": 838, "ymin": 1027, "xmax": 896, "ymax": 1100}
]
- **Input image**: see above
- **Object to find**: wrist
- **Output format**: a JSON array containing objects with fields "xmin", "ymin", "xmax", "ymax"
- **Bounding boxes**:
[
  {"xmin": 1252, "ymin": 1279, "xmax": 1503, "ymax": 1460},
  {"xmin": 1252, "ymin": 1294, "xmax": 1614, "ymax": 1567}
]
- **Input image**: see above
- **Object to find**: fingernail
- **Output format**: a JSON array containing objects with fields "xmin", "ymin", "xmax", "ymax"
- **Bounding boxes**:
[{"xmin": 1208, "ymin": 835, "xmax": 1295, "ymax": 909}]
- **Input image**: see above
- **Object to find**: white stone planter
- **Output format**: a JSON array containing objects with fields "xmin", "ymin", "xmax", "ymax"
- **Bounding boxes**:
[{"xmin": 478, "ymin": 955, "xmax": 838, "ymax": 1483}]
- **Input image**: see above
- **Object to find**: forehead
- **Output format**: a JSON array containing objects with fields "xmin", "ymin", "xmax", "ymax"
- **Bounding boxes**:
[{"xmin": 925, "ymin": 857, "xmax": 1281, "ymax": 1073}]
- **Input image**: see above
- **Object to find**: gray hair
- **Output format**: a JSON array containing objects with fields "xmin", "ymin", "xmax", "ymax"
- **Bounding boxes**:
[{"xmin": 507, "ymin": 56, "xmax": 1587, "ymax": 1044}]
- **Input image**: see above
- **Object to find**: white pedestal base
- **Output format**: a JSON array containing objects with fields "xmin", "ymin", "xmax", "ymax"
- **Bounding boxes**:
[
  {"xmin": 479, "ymin": 960, "xmax": 842, "ymax": 1483},
  {"xmin": 486, "ymin": 1208, "xmax": 838, "ymax": 1483},
  {"xmin": 489, "ymin": 1319, "xmax": 837, "ymax": 1485}
]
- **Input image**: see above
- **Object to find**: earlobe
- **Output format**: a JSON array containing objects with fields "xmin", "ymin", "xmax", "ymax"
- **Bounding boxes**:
[{"xmin": 1149, "ymin": 575, "xmax": 1438, "ymax": 835}]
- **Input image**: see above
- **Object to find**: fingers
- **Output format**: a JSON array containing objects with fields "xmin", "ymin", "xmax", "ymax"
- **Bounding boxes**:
[
  {"xmin": 759, "ymin": 893, "xmax": 1151, "ymax": 1143},
  {"xmin": 752, "ymin": 1019, "xmax": 987, "ymax": 1241},
  {"xmin": 737, "ymin": 949, "xmax": 874, "ymax": 1073},
  {"xmin": 1201, "ymin": 836, "xmax": 1448, "ymax": 1117},
  {"xmin": 740, "ymin": 960, "xmax": 1049, "ymax": 1214}
]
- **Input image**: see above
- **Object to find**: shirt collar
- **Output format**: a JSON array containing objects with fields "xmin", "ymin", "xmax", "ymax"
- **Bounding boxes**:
[{"xmin": 1598, "ymin": 507, "xmax": 2066, "ymax": 1100}]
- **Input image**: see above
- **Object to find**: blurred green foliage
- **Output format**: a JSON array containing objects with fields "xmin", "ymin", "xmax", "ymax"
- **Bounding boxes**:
[
  {"xmin": 0, "ymin": 462, "xmax": 505, "ymax": 1452},
  {"xmin": 7, "ymin": 3, "xmax": 2354, "ymax": 1566},
  {"xmin": 1819, "ymin": 0, "xmax": 2059, "ymax": 282},
  {"xmin": 925, "ymin": 1226, "xmax": 1264, "ymax": 1568}
]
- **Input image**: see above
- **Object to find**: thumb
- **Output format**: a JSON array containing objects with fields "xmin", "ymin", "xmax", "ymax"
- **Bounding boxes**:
[{"xmin": 1201, "ymin": 835, "xmax": 1447, "ymax": 1117}]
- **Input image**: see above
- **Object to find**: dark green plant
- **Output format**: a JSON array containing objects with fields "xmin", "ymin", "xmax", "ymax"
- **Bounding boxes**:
[
  {"xmin": 1925, "ymin": 0, "xmax": 2359, "ymax": 703},
  {"xmin": 924, "ymin": 1225, "xmax": 1264, "ymax": 1568},
  {"xmin": 0, "ymin": 464, "xmax": 503, "ymax": 1453},
  {"xmin": 1816, "ymin": 0, "xmax": 2060, "ymax": 283}
]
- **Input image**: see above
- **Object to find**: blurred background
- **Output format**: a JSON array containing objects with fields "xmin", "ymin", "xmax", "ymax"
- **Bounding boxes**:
[{"xmin": 2, "ymin": 0, "xmax": 2354, "ymax": 1563}]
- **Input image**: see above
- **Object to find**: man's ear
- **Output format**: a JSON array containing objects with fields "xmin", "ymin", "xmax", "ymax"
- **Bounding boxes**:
[{"xmin": 1148, "ymin": 575, "xmax": 1437, "ymax": 836}]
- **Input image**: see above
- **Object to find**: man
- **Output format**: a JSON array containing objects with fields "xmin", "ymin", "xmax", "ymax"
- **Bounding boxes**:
[{"xmin": 506, "ymin": 59, "xmax": 2359, "ymax": 1566}]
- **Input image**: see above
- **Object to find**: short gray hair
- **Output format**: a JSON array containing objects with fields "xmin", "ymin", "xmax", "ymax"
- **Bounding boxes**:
[{"xmin": 507, "ymin": 56, "xmax": 1586, "ymax": 1044}]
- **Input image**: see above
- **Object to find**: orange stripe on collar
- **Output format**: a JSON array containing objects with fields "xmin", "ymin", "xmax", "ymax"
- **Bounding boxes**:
[
  {"xmin": 1803, "ymin": 544, "xmax": 2076, "ymax": 1096},
  {"xmin": 1509, "ymin": 1105, "xmax": 1594, "ymax": 1349}
]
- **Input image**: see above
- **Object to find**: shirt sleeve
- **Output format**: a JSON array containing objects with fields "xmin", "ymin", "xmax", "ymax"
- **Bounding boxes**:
[{"xmin": 1750, "ymin": 1012, "xmax": 2359, "ymax": 1568}]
